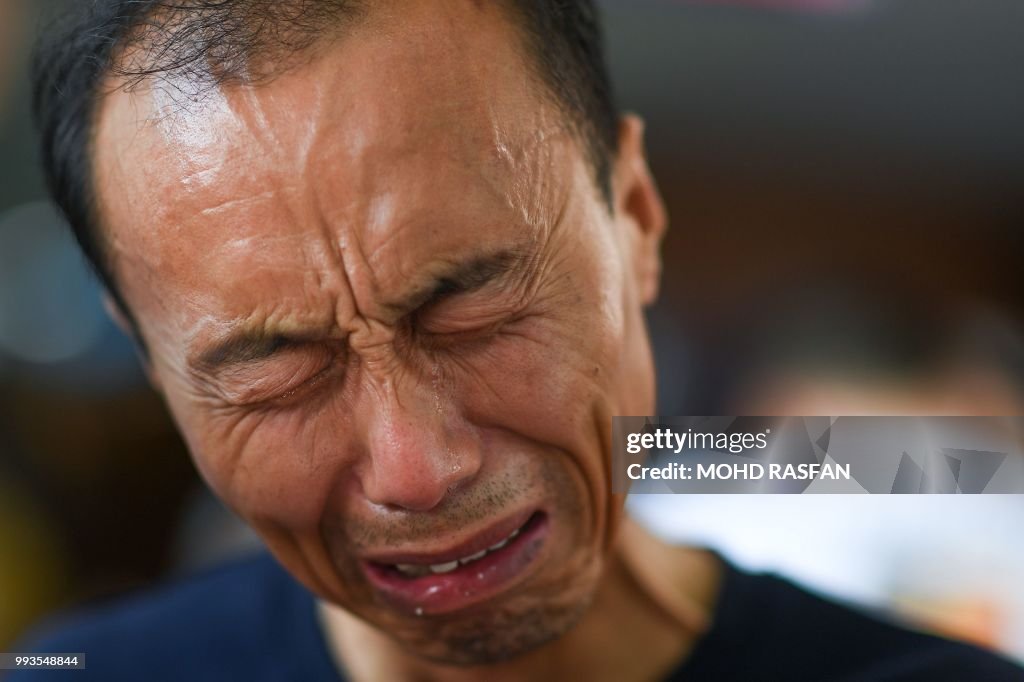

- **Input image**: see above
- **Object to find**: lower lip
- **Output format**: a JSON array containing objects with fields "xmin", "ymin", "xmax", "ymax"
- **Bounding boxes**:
[{"xmin": 362, "ymin": 512, "xmax": 549, "ymax": 616}]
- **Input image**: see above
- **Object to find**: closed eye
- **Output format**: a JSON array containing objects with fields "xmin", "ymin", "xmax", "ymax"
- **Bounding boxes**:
[
  {"xmin": 417, "ymin": 291, "xmax": 513, "ymax": 336},
  {"xmin": 207, "ymin": 342, "xmax": 341, "ymax": 406},
  {"xmin": 409, "ymin": 278, "xmax": 528, "ymax": 355}
]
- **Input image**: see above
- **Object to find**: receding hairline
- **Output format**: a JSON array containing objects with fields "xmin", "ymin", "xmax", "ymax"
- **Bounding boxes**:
[
  {"xmin": 57, "ymin": 0, "xmax": 617, "ymax": 343},
  {"xmin": 88, "ymin": 0, "xmax": 612, "ymax": 247},
  {"xmin": 88, "ymin": 1, "xmax": 603, "ymax": 292},
  {"xmin": 99, "ymin": 0, "xmax": 600, "ymax": 136},
  {"xmin": 108, "ymin": 0, "xmax": 368, "ymax": 93}
]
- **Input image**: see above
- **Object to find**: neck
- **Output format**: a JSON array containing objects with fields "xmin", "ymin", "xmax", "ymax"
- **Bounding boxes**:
[{"xmin": 318, "ymin": 517, "xmax": 723, "ymax": 682}]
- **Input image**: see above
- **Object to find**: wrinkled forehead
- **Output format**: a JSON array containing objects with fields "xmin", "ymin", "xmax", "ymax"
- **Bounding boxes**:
[
  {"xmin": 94, "ymin": 0, "xmax": 577, "ymax": 251},
  {"xmin": 91, "ymin": 0, "xmax": 580, "ymax": 335}
]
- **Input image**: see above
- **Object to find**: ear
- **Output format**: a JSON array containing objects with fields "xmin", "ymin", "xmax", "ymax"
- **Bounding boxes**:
[
  {"xmin": 102, "ymin": 292, "xmax": 161, "ymax": 390},
  {"xmin": 612, "ymin": 114, "xmax": 668, "ymax": 306}
]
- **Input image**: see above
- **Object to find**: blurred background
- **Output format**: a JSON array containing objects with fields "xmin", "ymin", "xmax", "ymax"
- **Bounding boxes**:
[{"xmin": 2, "ymin": 0, "xmax": 1024, "ymax": 663}]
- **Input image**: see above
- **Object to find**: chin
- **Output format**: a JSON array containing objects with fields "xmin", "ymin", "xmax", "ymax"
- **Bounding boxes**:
[
  {"xmin": 394, "ymin": 582, "xmax": 597, "ymax": 666},
  {"xmin": 385, "ymin": 540, "xmax": 605, "ymax": 666}
]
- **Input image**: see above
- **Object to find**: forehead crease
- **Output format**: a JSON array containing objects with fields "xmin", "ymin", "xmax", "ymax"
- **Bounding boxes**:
[
  {"xmin": 100, "ymin": 0, "xmax": 542, "ymax": 220},
  {"xmin": 94, "ymin": 0, "xmax": 575, "ymax": 336}
]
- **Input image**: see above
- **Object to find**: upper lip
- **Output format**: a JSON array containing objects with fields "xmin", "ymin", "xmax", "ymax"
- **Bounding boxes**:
[{"xmin": 360, "ymin": 508, "xmax": 538, "ymax": 566}]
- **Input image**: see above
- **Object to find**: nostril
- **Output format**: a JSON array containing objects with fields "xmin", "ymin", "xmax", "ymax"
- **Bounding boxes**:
[{"xmin": 444, "ymin": 472, "xmax": 475, "ymax": 498}]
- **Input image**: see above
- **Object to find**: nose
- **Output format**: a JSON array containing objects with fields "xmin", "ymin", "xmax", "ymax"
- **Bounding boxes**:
[{"xmin": 355, "ymin": 372, "xmax": 482, "ymax": 512}]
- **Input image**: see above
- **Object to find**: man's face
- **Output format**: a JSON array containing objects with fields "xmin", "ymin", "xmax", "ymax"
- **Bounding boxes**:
[{"xmin": 93, "ymin": 1, "xmax": 663, "ymax": 664}]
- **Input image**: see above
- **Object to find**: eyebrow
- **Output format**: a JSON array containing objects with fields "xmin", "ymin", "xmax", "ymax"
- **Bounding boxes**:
[
  {"xmin": 191, "ymin": 248, "xmax": 528, "ymax": 375},
  {"xmin": 383, "ymin": 248, "xmax": 527, "ymax": 316},
  {"xmin": 192, "ymin": 330, "xmax": 310, "ymax": 375}
]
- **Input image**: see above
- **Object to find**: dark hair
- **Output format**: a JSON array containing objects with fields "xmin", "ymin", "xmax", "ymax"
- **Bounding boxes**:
[{"xmin": 30, "ymin": 0, "xmax": 618, "ymax": 326}]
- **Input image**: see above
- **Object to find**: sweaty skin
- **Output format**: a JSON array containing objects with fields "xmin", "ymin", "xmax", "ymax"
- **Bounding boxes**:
[{"xmin": 92, "ymin": 1, "xmax": 718, "ymax": 679}]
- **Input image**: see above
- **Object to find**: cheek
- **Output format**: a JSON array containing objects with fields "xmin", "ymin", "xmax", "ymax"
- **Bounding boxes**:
[
  {"xmin": 472, "ymin": 250, "xmax": 627, "ymax": 449},
  {"xmin": 167, "ymin": 392, "xmax": 350, "ymax": 532},
  {"xmin": 467, "ymin": 316, "xmax": 620, "ymax": 429},
  {"xmin": 163, "ymin": 383, "xmax": 375, "ymax": 603},
  {"xmin": 453, "ymin": 291, "xmax": 627, "ymax": 517}
]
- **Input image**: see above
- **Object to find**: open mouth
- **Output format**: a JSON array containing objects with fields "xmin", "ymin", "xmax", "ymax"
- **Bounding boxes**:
[{"xmin": 361, "ymin": 510, "xmax": 549, "ymax": 616}]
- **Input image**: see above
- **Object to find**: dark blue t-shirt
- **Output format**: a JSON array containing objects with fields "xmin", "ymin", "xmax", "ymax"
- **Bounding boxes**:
[{"xmin": 10, "ymin": 552, "xmax": 1023, "ymax": 681}]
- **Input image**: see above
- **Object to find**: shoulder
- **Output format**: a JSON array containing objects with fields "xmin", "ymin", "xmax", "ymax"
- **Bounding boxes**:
[
  {"xmin": 11, "ymin": 553, "xmax": 340, "ymax": 682},
  {"xmin": 676, "ymin": 557, "xmax": 1024, "ymax": 681}
]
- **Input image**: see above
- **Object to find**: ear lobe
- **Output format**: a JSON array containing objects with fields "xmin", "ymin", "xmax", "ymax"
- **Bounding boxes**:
[
  {"xmin": 613, "ymin": 114, "xmax": 668, "ymax": 306},
  {"xmin": 102, "ymin": 292, "xmax": 161, "ymax": 390}
]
